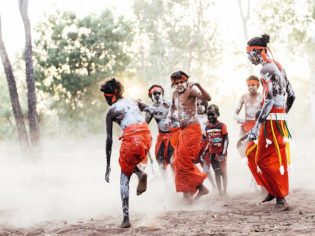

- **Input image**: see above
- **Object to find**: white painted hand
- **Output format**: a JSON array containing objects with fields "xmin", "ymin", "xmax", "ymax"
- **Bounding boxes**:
[
  {"xmin": 235, "ymin": 115, "xmax": 245, "ymax": 124},
  {"xmin": 248, "ymin": 127, "xmax": 258, "ymax": 141}
]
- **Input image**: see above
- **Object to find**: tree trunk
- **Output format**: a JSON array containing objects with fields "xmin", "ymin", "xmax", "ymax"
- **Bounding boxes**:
[
  {"xmin": 18, "ymin": 0, "xmax": 40, "ymax": 145},
  {"xmin": 236, "ymin": 0, "xmax": 253, "ymax": 74},
  {"xmin": 0, "ymin": 15, "xmax": 29, "ymax": 147}
]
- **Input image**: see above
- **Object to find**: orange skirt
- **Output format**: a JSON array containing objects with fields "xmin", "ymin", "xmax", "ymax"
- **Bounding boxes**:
[
  {"xmin": 119, "ymin": 122, "xmax": 152, "ymax": 176},
  {"xmin": 255, "ymin": 107, "xmax": 289, "ymax": 197},
  {"xmin": 173, "ymin": 123, "xmax": 207, "ymax": 193}
]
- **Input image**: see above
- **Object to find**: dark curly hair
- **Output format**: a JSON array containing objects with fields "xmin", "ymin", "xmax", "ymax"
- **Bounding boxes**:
[
  {"xmin": 207, "ymin": 104, "xmax": 220, "ymax": 117},
  {"xmin": 99, "ymin": 77, "xmax": 124, "ymax": 98},
  {"xmin": 246, "ymin": 75, "xmax": 259, "ymax": 82},
  {"xmin": 170, "ymin": 70, "xmax": 189, "ymax": 81},
  {"xmin": 247, "ymin": 34, "xmax": 270, "ymax": 47},
  {"xmin": 148, "ymin": 84, "xmax": 164, "ymax": 98}
]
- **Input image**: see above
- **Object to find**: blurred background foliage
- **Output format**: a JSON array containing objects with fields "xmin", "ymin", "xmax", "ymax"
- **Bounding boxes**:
[{"xmin": 0, "ymin": 0, "xmax": 315, "ymax": 140}]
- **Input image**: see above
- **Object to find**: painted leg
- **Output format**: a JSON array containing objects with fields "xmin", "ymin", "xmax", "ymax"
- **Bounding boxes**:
[
  {"xmin": 262, "ymin": 193, "xmax": 275, "ymax": 203},
  {"xmin": 134, "ymin": 166, "xmax": 147, "ymax": 195},
  {"xmin": 215, "ymin": 172, "xmax": 222, "ymax": 195},
  {"xmin": 120, "ymin": 172, "xmax": 131, "ymax": 228},
  {"xmin": 222, "ymin": 172, "xmax": 228, "ymax": 195}
]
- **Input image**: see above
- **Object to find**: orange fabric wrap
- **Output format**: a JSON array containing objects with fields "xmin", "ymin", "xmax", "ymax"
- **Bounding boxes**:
[
  {"xmin": 256, "ymin": 107, "xmax": 288, "ymax": 197},
  {"xmin": 155, "ymin": 131, "xmax": 172, "ymax": 166},
  {"xmin": 242, "ymin": 120, "xmax": 256, "ymax": 133},
  {"xmin": 196, "ymin": 138, "xmax": 208, "ymax": 164},
  {"xmin": 246, "ymin": 142, "xmax": 264, "ymax": 186},
  {"xmin": 119, "ymin": 122, "xmax": 152, "ymax": 176},
  {"xmin": 173, "ymin": 123, "xmax": 207, "ymax": 193}
]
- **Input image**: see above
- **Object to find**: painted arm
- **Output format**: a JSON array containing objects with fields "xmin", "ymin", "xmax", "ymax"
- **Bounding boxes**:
[
  {"xmin": 145, "ymin": 110, "xmax": 154, "ymax": 124},
  {"xmin": 105, "ymin": 110, "xmax": 113, "ymax": 183},
  {"xmin": 248, "ymin": 73, "xmax": 274, "ymax": 141},
  {"xmin": 190, "ymin": 82, "xmax": 211, "ymax": 101},
  {"xmin": 236, "ymin": 132, "xmax": 248, "ymax": 149},
  {"xmin": 234, "ymin": 96, "xmax": 244, "ymax": 124},
  {"xmin": 165, "ymin": 97, "xmax": 176, "ymax": 126},
  {"xmin": 285, "ymin": 78, "xmax": 295, "ymax": 113},
  {"xmin": 137, "ymin": 99, "xmax": 156, "ymax": 115},
  {"xmin": 221, "ymin": 134, "xmax": 229, "ymax": 156}
]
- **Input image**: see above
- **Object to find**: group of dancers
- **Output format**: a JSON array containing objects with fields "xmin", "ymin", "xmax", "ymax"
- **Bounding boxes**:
[{"xmin": 101, "ymin": 34, "xmax": 295, "ymax": 228}]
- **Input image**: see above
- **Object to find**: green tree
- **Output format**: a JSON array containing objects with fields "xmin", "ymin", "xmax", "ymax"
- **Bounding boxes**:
[
  {"xmin": 257, "ymin": 0, "xmax": 315, "ymax": 123},
  {"xmin": 132, "ymin": 0, "xmax": 220, "ymax": 88},
  {"xmin": 19, "ymin": 0, "xmax": 40, "ymax": 145},
  {"xmin": 0, "ymin": 15, "xmax": 29, "ymax": 147},
  {"xmin": 33, "ymin": 10, "xmax": 133, "ymax": 132}
]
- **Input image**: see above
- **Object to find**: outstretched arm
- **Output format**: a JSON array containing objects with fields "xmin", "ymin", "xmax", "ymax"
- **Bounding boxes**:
[
  {"xmin": 137, "ymin": 100, "xmax": 150, "ymax": 112},
  {"xmin": 105, "ymin": 110, "xmax": 114, "ymax": 182}
]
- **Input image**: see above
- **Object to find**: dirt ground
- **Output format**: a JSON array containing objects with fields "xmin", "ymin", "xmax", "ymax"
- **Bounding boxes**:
[{"xmin": 0, "ymin": 188, "xmax": 314, "ymax": 236}]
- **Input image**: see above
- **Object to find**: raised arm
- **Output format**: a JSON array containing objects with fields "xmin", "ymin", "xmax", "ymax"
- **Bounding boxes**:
[
  {"xmin": 190, "ymin": 82, "xmax": 211, "ymax": 101},
  {"xmin": 166, "ymin": 97, "xmax": 176, "ymax": 121},
  {"xmin": 105, "ymin": 109, "xmax": 114, "ymax": 182}
]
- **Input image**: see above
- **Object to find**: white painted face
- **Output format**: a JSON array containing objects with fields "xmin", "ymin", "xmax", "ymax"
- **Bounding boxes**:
[
  {"xmin": 247, "ymin": 50, "xmax": 261, "ymax": 65},
  {"xmin": 173, "ymin": 80, "xmax": 187, "ymax": 93},
  {"xmin": 248, "ymin": 84, "xmax": 259, "ymax": 95},
  {"xmin": 197, "ymin": 99, "xmax": 206, "ymax": 114},
  {"xmin": 151, "ymin": 88, "xmax": 163, "ymax": 103}
]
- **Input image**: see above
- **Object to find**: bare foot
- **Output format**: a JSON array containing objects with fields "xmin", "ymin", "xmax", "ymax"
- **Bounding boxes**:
[
  {"xmin": 136, "ymin": 172, "xmax": 147, "ymax": 195},
  {"xmin": 120, "ymin": 217, "xmax": 131, "ymax": 228},
  {"xmin": 262, "ymin": 193, "xmax": 275, "ymax": 203},
  {"xmin": 181, "ymin": 192, "xmax": 193, "ymax": 204},
  {"xmin": 194, "ymin": 184, "xmax": 209, "ymax": 200},
  {"xmin": 273, "ymin": 198, "xmax": 289, "ymax": 212}
]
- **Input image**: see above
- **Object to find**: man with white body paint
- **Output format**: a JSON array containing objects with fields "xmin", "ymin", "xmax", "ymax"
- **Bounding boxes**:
[
  {"xmin": 167, "ymin": 70, "xmax": 211, "ymax": 202},
  {"xmin": 101, "ymin": 78, "xmax": 152, "ymax": 228},
  {"xmin": 246, "ymin": 34, "xmax": 295, "ymax": 211},
  {"xmin": 234, "ymin": 75, "xmax": 263, "ymax": 158},
  {"xmin": 145, "ymin": 84, "xmax": 179, "ymax": 175}
]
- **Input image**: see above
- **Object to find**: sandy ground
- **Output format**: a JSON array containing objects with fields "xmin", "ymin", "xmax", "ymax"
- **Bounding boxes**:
[
  {"xmin": 0, "ymin": 189, "xmax": 314, "ymax": 235},
  {"xmin": 0, "ymin": 125, "xmax": 314, "ymax": 236}
]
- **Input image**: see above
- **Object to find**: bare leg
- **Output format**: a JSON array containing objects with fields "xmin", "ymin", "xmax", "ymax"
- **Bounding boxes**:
[
  {"xmin": 182, "ymin": 192, "xmax": 193, "ymax": 204},
  {"xmin": 134, "ymin": 166, "xmax": 147, "ymax": 195},
  {"xmin": 194, "ymin": 184, "xmax": 209, "ymax": 200},
  {"xmin": 207, "ymin": 171, "xmax": 216, "ymax": 191},
  {"xmin": 262, "ymin": 193, "xmax": 275, "ymax": 203},
  {"xmin": 222, "ymin": 172, "xmax": 227, "ymax": 195},
  {"xmin": 203, "ymin": 164, "xmax": 216, "ymax": 191},
  {"xmin": 120, "ymin": 172, "xmax": 131, "ymax": 228},
  {"xmin": 215, "ymin": 172, "xmax": 223, "ymax": 195}
]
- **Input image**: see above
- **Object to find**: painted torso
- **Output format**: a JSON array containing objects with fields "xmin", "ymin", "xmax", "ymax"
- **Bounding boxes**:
[{"xmin": 108, "ymin": 98, "xmax": 145, "ymax": 130}]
